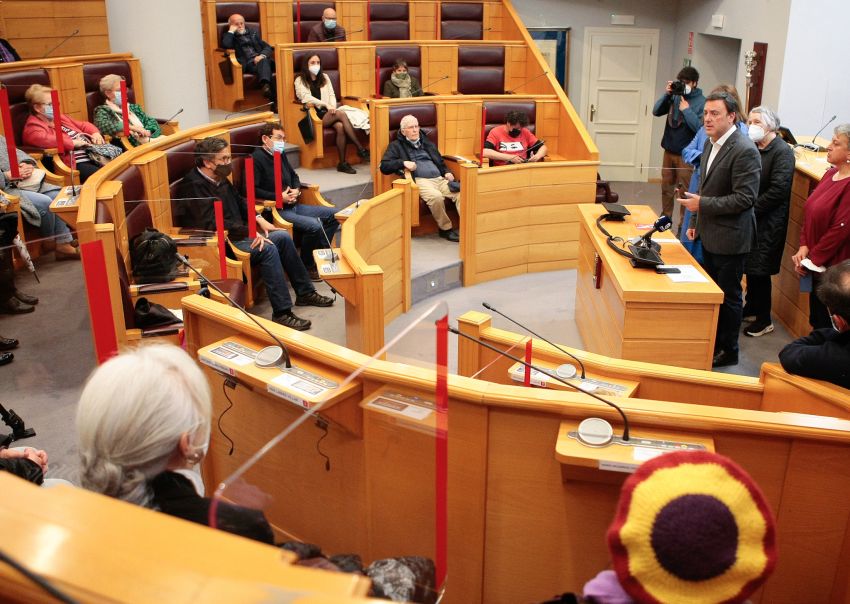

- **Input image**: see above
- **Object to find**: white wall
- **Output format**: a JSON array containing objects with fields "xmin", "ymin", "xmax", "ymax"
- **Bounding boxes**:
[
  {"xmin": 104, "ymin": 0, "xmax": 210, "ymax": 129},
  {"xmin": 692, "ymin": 33, "xmax": 741, "ymax": 96},
  {"xmin": 778, "ymin": 0, "xmax": 850, "ymax": 136}
]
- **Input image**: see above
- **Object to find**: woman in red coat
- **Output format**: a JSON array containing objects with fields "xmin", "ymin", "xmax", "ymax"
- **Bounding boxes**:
[{"xmin": 22, "ymin": 84, "xmax": 104, "ymax": 182}]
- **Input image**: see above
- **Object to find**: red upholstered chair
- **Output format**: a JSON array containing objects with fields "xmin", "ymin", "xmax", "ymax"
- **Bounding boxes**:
[
  {"xmin": 83, "ymin": 61, "xmax": 137, "ymax": 124},
  {"xmin": 293, "ymin": 2, "xmax": 335, "ymax": 43},
  {"xmin": 456, "ymin": 46, "xmax": 505, "ymax": 95},
  {"xmin": 216, "ymin": 2, "xmax": 267, "ymax": 104},
  {"xmin": 440, "ymin": 3, "xmax": 484, "ymax": 40},
  {"xmin": 115, "ymin": 165, "xmax": 145, "ymax": 215},
  {"xmin": 0, "ymin": 69, "xmax": 51, "ymax": 155},
  {"xmin": 482, "ymin": 101, "xmax": 537, "ymax": 139},
  {"xmin": 368, "ymin": 3, "xmax": 409, "ymax": 40},
  {"xmin": 595, "ymin": 174, "xmax": 619, "ymax": 204},
  {"xmin": 375, "ymin": 47, "xmax": 422, "ymax": 97}
]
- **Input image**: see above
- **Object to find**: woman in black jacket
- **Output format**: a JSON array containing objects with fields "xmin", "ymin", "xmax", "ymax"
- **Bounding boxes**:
[{"xmin": 743, "ymin": 106, "xmax": 795, "ymax": 337}]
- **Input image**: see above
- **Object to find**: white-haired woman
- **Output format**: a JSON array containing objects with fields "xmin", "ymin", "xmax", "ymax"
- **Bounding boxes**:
[
  {"xmin": 92, "ymin": 74, "xmax": 161, "ymax": 146},
  {"xmin": 742, "ymin": 106, "xmax": 796, "ymax": 337},
  {"xmin": 76, "ymin": 344, "xmax": 274, "ymax": 543}
]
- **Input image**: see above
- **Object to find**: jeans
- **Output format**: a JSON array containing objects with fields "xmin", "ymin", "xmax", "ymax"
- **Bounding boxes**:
[
  {"xmin": 278, "ymin": 203, "xmax": 339, "ymax": 269},
  {"xmin": 232, "ymin": 230, "xmax": 313, "ymax": 315},
  {"xmin": 21, "ymin": 189, "xmax": 73, "ymax": 244},
  {"xmin": 702, "ymin": 250, "xmax": 746, "ymax": 354}
]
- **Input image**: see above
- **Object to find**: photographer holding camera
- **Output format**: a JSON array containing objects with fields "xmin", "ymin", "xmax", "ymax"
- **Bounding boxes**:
[{"xmin": 653, "ymin": 66, "xmax": 705, "ymax": 228}]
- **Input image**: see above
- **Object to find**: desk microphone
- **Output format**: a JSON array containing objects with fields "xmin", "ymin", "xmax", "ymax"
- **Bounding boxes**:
[
  {"xmin": 448, "ymin": 325, "xmax": 630, "ymax": 441},
  {"xmin": 42, "ymin": 29, "xmax": 79, "ymax": 58},
  {"xmin": 225, "ymin": 102, "xmax": 274, "ymax": 119},
  {"xmin": 422, "ymin": 75, "xmax": 450, "ymax": 93},
  {"xmin": 798, "ymin": 114, "xmax": 836, "ymax": 152},
  {"xmin": 507, "ymin": 71, "xmax": 550, "ymax": 94},
  {"xmin": 327, "ymin": 28, "xmax": 363, "ymax": 41},
  {"xmin": 162, "ymin": 107, "xmax": 184, "ymax": 124},
  {"xmin": 482, "ymin": 302, "xmax": 586, "ymax": 380},
  {"xmin": 316, "ymin": 216, "xmax": 338, "ymax": 263},
  {"xmin": 629, "ymin": 215, "xmax": 672, "ymax": 251},
  {"xmin": 176, "ymin": 253, "xmax": 292, "ymax": 368}
]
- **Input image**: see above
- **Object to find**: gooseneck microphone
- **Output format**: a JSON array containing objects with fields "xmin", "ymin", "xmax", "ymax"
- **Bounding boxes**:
[
  {"xmin": 176, "ymin": 253, "xmax": 292, "ymax": 368},
  {"xmin": 327, "ymin": 27, "xmax": 363, "ymax": 41},
  {"xmin": 799, "ymin": 115, "xmax": 837, "ymax": 152},
  {"xmin": 449, "ymin": 325, "xmax": 629, "ymax": 441},
  {"xmin": 482, "ymin": 302, "xmax": 586, "ymax": 380},
  {"xmin": 422, "ymin": 75, "xmax": 450, "ymax": 92},
  {"xmin": 507, "ymin": 71, "xmax": 550, "ymax": 94},
  {"xmin": 225, "ymin": 102, "xmax": 275, "ymax": 119},
  {"xmin": 42, "ymin": 29, "xmax": 79, "ymax": 58},
  {"xmin": 162, "ymin": 107, "xmax": 184, "ymax": 123},
  {"xmin": 316, "ymin": 216, "xmax": 338, "ymax": 262}
]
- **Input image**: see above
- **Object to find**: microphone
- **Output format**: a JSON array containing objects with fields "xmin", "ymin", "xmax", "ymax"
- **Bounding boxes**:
[
  {"xmin": 448, "ymin": 325, "xmax": 630, "ymax": 441},
  {"xmin": 316, "ymin": 216, "xmax": 338, "ymax": 263},
  {"xmin": 443, "ymin": 27, "xmax": 493, "ymax": 41},
  {"xmin": 162, "ymin": 107, "xmax": 184, "ymax": 123},
  {"xmin": 0, "ymin": 401, "xmax": 36, "ymax": 448},
  {"xmin": 482, "ymin": 302, "xmax": 586, "ymax": 380},
  {"xmin": 42, "ymin": 29, "xmax": 79, "ymax": 58},
  {"xmin": 176, "ymin": 253, "xmax": 292, "ymax": 368},
  {"xmin": 422, "ymin": 75, "xmax": 449, "ymax": 92},
  {"xmin": 798, "ymin": 115, "xmax": 836, "ymax": 151},
  {"xmin": 225, "ymin": 102, "xmax": 274, "ymax": 119},
  {"xmin": 507, "ymin": 71, "xmax": 550, "ymax": 94},
  {"xmin": 630, "ymin": 215, "xmax": 672, "ymax": 250},
  {"xmin": 327, "ymin": 27, "xmax": 362, "ymax": 41}
]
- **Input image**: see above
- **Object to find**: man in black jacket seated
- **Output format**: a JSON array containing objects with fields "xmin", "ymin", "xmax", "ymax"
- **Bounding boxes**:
[
  {"xmin": 249, "ymin": 122, "xmax": 338, "ymax": 281},
  {"xmin": 222, "ymin": 14, "xmax": 275, "ymax": 101},
  {"xmin": 779, "ymin": 260, "xmax": 850, "ymax": 389},
  {"xmin": 175, "ymin": 137, "xmax": 332, "ymax": 331},
  {"xmin": 380, "ymin": 115, "xmax": 460, "ymax": 242}
]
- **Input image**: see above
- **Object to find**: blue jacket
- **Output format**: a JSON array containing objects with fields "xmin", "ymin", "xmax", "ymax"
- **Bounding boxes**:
[{"xmin": 652, "ymin": 87, "xmax": 705, "ymax": 154}]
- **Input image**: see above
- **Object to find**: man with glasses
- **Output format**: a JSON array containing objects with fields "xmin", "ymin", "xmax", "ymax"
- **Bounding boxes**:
[
  {"xmin": 175, "ymin": 137, "xmax": 333, "ymax": 331},
  {"xmin": 248, "ymin": 122, "xmax": 338, "ymax": 282},
  {"xmin": 779, "ymin": 260, "xmax": 850, "ymax": 388}
]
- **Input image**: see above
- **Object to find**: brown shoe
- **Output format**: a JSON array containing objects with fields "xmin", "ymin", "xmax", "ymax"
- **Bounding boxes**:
[{"xmin": 55, "ymin": 248, "xmax": 80, "ymax": 261}]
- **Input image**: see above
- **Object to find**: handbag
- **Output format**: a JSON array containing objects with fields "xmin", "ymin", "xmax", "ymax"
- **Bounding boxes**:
[
  {"xmin": 133, "ymin": 297, "xmax": 181, "ymax": 328},
  {"xmin": 131, "ymin": 228, "xmax": 179, "ymax": 283},
  {"xmin": 14, "ymin": 167, "xmax": 46, "ymax": 192},
  {"xmin": 85, "ymin": 142, "xmax": 123, "ymax": 166},
  {"xmin": 297, "ymin": 107, "xmax": 315, "ymax": 144}
]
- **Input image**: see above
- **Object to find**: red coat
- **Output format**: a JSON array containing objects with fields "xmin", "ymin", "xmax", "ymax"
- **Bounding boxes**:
[{"xmin": 22, "ymin": 113, "xmax": 99, "ymax": 167}]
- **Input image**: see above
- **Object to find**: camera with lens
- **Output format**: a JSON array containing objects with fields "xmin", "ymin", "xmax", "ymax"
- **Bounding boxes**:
[{"xmin": 670, "ymin": 80, "xmax": 687, "ymax": 96}]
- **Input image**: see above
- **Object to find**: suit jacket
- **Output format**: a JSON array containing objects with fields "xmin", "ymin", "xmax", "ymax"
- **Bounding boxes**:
[{"xmin": 690, "ymin": 128, "xmax": 761, "ymax": 255}]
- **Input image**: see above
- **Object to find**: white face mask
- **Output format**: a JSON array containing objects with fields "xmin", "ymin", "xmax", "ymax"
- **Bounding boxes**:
[
  {"xmin": 308, "ymin": 64, "xmax": 320, "ymax": 76},
  {"xmin": 684, "ymin": 84, "xmax": 692, "ymax": 96},
  {"xmin": 748, "ymin": 124, "xmax": 766, "ymax": 143}
]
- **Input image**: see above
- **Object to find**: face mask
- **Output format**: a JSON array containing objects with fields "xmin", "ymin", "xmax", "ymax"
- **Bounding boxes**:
[
  {"xmin": 684, "ymin": 84, "xmax": 692, "ymax": 96},
  {"xmin": 308, "ymin": 64, "xmax": 320, "ymax": 76},
  {"xmin": 324, "ymin": 19, "xmax": 337, "ymax": 30},
  {"xmin": 748, "ymin": 124, "xmax": 766, "ymax": 143},
  {"xmin": 394, "ymin": 72, "xmax": 409, "ymax": 80},
  {"xmin": 214, "ymin": 163, "xmax": 232, "ymax": 178},
  {"xmin": 407, "ymin": 136, "xmax": 419, "ymax": 145},
  {"xmin": 114, "ymin": 91, "xmax": 123, "ymax": 106},
  {"xmin": 43, "ymin": 103, "xmax": 54, "ymax": 120},
  {"xmin": 272, "ymin": 140, "xmax": 286, "ymax": 153},
  {"xmin": 509, "ymin": 128, "xmax": 521, "ymax": 137}
]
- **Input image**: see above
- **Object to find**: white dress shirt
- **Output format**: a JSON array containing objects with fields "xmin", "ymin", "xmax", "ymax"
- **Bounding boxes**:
[{"xmin": 705, "ymin": 125, "xmax": 736, "ymax": 174}]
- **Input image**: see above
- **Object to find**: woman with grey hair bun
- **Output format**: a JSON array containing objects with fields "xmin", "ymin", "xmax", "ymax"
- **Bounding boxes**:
[
  {"xmin": 742, "ymin": 106, "xmax": 796, "ymax": 337},
  {"xmin": 76, "ymin": 344, "xmax": 274, "ymax": 543}
]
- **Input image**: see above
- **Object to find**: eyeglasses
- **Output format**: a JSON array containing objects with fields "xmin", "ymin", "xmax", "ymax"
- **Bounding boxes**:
[{"xmin": 216, "ymin": 156, "xmax": 232, "ymax": 163}]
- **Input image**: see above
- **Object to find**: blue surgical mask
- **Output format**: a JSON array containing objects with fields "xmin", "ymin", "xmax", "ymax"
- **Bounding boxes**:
[
  {"xmin": 324, "ymin": 19, "xmax": 337, "ymax": 30},
  {"xmin": 272, "ymin": 140, "xmax": 286, "ymax": 153},
  {"xmin": 43, "ymin": 103, "xmax": 54, "ymax": 119},
  {"xmin": 114, "ymin": 91, "xmax": 123, "ymax": 106}
]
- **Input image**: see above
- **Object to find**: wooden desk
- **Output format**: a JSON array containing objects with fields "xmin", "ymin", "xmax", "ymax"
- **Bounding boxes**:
[
  {"xmin": 575, "ymin": 204, "xmax": 723, "ymax": 370},
  {"xmin": 505, "ymin": 359, "xmax": 638, "ymax": 398},
  {"xmin": 49, "ymin": 185, "xmax": 81, "ymax": 229}
]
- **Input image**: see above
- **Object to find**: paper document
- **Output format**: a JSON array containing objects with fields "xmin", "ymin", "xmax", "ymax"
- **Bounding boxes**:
[
  {"xmin": 662, "ymin": 265, "xmax": 709, "ymax": 283},
  {"xmin": 801, "ymin": 258, "xmax": 826, "ymax": 273}
]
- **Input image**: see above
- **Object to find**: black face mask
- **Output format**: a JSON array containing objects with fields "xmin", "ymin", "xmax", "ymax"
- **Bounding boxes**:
[
  {"xmin": 214, "ymin": 163, "xmax": 232, "ymax": 178},
  {"xmin": 509, "ymin": 128, "xmax": 521, "ymax": 137}
]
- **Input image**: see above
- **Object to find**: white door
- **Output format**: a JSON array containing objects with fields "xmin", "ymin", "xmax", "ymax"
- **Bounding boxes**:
[{"xmin": 581, "ymin": 28, "xmax": 659, "ymax": 182}]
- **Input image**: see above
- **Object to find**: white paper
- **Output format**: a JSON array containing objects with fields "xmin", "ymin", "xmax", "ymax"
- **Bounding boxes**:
[
  {"xmin": 168, "ymin": 308, "xmax": 184, "ymax": 321},
  {"xmin": 633, "ymin": 447, "xmax": 665, "ymax": 462},
  {"xmin": 801, "ymin": 258, "xmax": 826, "ymax": 273},
  {"xmin": 662, "ymin": 265, "xmax": 709, "ymax": 283}
]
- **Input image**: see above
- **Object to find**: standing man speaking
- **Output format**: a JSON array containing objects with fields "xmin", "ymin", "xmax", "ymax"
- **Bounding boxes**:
[
  {"xmin": 653, "ymin": 66, "xmax": 705, "ymax": 228},
  {"xmin": 681, "ymin": 92, "xmax": 761, "ymax": 368}
]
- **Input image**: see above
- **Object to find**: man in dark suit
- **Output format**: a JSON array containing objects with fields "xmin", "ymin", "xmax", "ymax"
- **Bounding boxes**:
[
  {"xmin": 681, "ymin": 91, "xmax": 761, "ymax": 368},
  {"xmin": 221, "ymin": 14, "xmax": 275, "ymax": 101}
]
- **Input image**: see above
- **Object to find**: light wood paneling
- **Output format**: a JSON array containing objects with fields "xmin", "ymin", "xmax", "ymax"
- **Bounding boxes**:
[{"xmin": 2, "ymin": 0, "xmax": 110, "ymax": 58}]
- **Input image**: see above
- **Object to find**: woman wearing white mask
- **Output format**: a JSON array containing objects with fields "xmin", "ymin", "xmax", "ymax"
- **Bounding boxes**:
[
  {"xmin": 76, "ymin": 344, "xmax": 275, "ymax": 543},
  {"xmin": 294, "ymin": 54, "xmax": 370, "ymax": 174},
  {"xmin": 93, "ymin": 74, "xmax": 161, "ymax": 147},
  {"xmin": 742, "ymin": 106, "xmax": 795, "ymax": 337}
]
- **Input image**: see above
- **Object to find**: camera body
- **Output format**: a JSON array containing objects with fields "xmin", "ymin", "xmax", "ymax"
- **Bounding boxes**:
[{"xmin": 670, "ymin": 80, "xmax": 687, "ymax": 96}]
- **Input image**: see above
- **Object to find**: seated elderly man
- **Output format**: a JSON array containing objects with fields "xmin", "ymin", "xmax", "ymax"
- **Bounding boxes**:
[
  {"xmin": 379, "ymin": 115, "xmax": 460, "ymax": 242},
  {"xmin": 483, "ymin": 110, "xmax": 547, "ymax": 166},
  {"xmin": 307, "ymin": 8, "xmax": 346, "ymax": 42},
  {"xmin": 175, "ymin": 137, "xmax": 333, "ymax": 331},
  {"xmin": 249, "ymin": 122, "xmax": 338, "ymax": 282},
  {"xmin": 779, "ymin": 259, "xmax": 850, "ymax": 389},
  {"xmin": 221, "ymin": 13, "xmax": 276, "ymax": 101}
]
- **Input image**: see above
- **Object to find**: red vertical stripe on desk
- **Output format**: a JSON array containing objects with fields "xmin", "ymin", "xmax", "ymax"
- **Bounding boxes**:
[
  {"xmin": 273, "ymin": 150, "xmax": 283, "ymax": 209},
  {"xmin": 435, "ymin": 314, "xmax": 449, "ymax": 588},
  {"xmin": 524, "ymin": 339, "xmax": 532, "ymax": 386},
  {"xmin": 50, "ymin": 90, "xmax": 64, "ymax": 154},
  {"xmin": 215, "ymin": 200, "xmax": 227, "ymax": 278},
  {"xmin": 245, "ymin": 157, "xmax": 257, "ymax": 239},
  {"xmin": 480, "ymin": 106, "xmax": 487, "ymax": 164},
  {"xmin": 120, "ymin": 80, "xmax": 130, "ymax": 138},
  {"xmin": 375, "ymin": 55, "xmax": 381, "ymax": 97},
  {"xmin": 81, "ymin": 240, "xmax": 118, "ymax": 364},
  {"xmin": 296, "ymin": 0, "xmax": 302, "ymax": 42},
  {"xmin": 0, "ymin": 88, "xmax": 20, "ymax": 179}
]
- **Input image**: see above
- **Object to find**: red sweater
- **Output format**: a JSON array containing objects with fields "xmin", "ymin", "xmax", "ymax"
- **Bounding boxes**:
[
  {"xmin": 22, "ymin": 113, "xmax": 99, "ymax": 167},
  {"xmin": 800, "ymin": 167, "xmax": 850, "ymax": 267}
]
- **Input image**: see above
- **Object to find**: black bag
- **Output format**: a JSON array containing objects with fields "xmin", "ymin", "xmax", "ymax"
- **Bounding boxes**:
[
  {"xmin": 133, "ymin": 297, "xmax": 181, "ymax": 329},
  {"xmin": 298, "ymin": 107, "xmax": 315, "ymax": 143},
  {"xmin": 131, "ymin": 228, "xmax": 179, "ymax": 283}
]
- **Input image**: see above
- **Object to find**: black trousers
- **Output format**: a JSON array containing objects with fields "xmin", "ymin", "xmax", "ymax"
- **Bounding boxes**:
[
  {"xmin": 243, "ymin": 57, "xmax": 275, "ymax": 86},
  {"xmin": 745, "ymin": 273, "xmax": 773, "ymax": 322},
  {"xmin": 703, "ymin": 250, "xmax": 747, "ymax": 354},
  {"xmin": 809, "ymin": 272, "xmax": 832, "ymax": 329}
]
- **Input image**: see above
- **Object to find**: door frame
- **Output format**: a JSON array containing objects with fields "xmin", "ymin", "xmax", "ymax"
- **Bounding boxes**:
[{"xmin": 580, "ymin": 27, "xmax": 660, "ymax": 182}]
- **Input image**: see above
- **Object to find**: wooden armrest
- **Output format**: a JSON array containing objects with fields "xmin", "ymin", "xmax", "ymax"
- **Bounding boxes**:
[
  {"xmin": 136, "ymin": 282, "xmax": 190, "ymax": 294},
  {"xmin": 270, "ymin": 208, "xmax": 294, "ymax": 232},
  {"xmin": 300, "ymin": 184, "xmax": 333, "ymax": 208},
  {"xmin": 228, "ymin": 240, "xmax": 250, "ymax": 260},
  {"xmin": 141, "ymin": 323, "xmax": 183, "ymax": 337}
]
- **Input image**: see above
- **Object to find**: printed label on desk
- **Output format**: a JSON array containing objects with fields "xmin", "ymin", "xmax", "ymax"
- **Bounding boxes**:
[
  {"xmin": 54, "ymin": 197, "xmax": 79, "ymax": 207},
  {"xmin": 366, "ymin": 396, "xmax": 433, "ymax": 421},
  {"xmin": 320, "ymin": 264, "xmax": 340, "ymax": 275},
  {"xmin": 509, "ymin": 365, "xmax": 550, "ymax": 387},
  {"xmin": 210, "ymin": 344, "xmax": 253, "ymax": 367},
  {"xmin": 199, "ymin": 354, "xmax": 235, "ymax": 377},
  {"xmin": 337, "ymin": 206, "xmax": 356, "ymax": 217},
  {"xmin": 315, "ymin": 249, "xmax": 336, "ymax": 260},
  {"xmin": 599, "ymin": 460, "xmax": 638, "ymax": 474},
  {"xmin": 268, "ymin": 372, "xmax": 330, "ymax": 409},
  {"xmin": 633, "ymin": 447, "xmax": 665, "ymax": 462}
]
